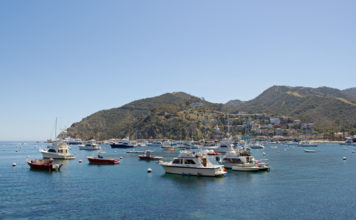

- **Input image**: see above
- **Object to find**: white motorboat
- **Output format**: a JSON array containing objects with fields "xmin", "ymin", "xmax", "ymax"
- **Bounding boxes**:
[
  {"xmin": 304, "ymin": 149, "xmax": 317, "ymax": 153},
  {"xmin": 147, "ymin": 141, "xmax": 162, "ymax": 147},
  {"xmin": 79, "ymin": 142, "xmax": 101, "ymax": 150},
  {"xmin": 232, "ymin": 160, "xmax": 270, "ymax": 172},
  {"xmin": 160, "ymin": 151, "xmax": 226, "ymax": 177},
  {"xmin": 249, "ymin": 142, "xmax": 265, "ymax": 149},
  {"xmin": 40, "ymin": 141, "xmax": 76, "ymax": 159},
  {"xmin": 298, "ymin": 141, "xmax": 318, "ymax": 147}
]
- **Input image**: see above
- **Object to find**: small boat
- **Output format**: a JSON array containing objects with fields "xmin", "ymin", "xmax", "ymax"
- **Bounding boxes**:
[
  {"xmin": 126, "ymin": 150, "xmax": 145, "ymax": 154},
  {"xmin": 160, "ymin": 150, "xmax": 226, "ymax": 177},
  {"xmin": 232, "ymin": 161, "xmax": 270, "ymax": 172},
  {"xmin": 249, "ymin": 142, "xmax": 265, "ymax": 149},
  {"xmin": 87, "ymin": 155, "xmax": 120, "ymax": 165},
  {"xmin": 27, "ymin": 158, "xmax": 63, "ymax": 171},
  {"xmin": 304, "ymin": 149, "xmax": 317, "ymax": 153},
  {"xmin": 110, "ymin": 139, "xmax": 134, "ymax": 148},
  {"xmin": 138, "ymin": 150, "xmax": 163, "ymax": 161},
  {"xmin": 298, "ymin": 141, "xmax": 318, "ymax": 147},
  {"xmin": 147, "ymin": 141, "xmax": 163, "ymax": 147},
  {"xmin": 79, "ymin": 142, "xmax": 101, "ymax": 150}
]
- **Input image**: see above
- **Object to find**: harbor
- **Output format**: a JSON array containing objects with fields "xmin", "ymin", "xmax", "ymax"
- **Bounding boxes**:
[{"xmin": 2, "ymin": 141, "xmax": 356, "ymax": 219}]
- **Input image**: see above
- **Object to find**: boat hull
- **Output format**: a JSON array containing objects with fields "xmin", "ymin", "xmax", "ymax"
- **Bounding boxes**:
[
  {"xmin": 27, "ymin": 161, "xmax": 63, "ymax": 171},
  {"xmin": 232, "ymin": 164, "xmax": 270, "ymax": 172},
  {"xmin": 110, "ymin": 144, "xmax": 134, "ymax": 148},
  {"xmin": 138, "ymin": 156, "xmax": 163, "ymax": 161},
  {"xmin": 87, "ymin": 157, "xmax": 119, "ymax": 165},
  {"xmin": 232, "ymin": 166, "xmax": 261, "ymax": 172},
  {"xmin": 222, "ymin": 162, "xmax": 244, "ymax": 169},
  {"xmin": 40, "ymin": 150, "xmax": 76, "ymax": 160},
  {"xmin": 161, "ymin": 165, "xmax": 226, "ymax": 177}
]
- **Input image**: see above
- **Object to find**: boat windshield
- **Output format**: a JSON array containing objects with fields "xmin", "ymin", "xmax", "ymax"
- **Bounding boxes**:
[{"xmin": 172, "ymin": 159, "xmax": 182, "ymax": 164}]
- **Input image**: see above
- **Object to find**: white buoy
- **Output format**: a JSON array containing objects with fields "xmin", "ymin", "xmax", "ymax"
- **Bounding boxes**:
[
  {"xmin": 12, "ymin": 163, "xmax": 16, "ymax": 167},
  {"xmin": 78, "ymin": 160, "xmax": 82, "ymax": 163},
  {"xmin": 120, "ymin": 156, "xmax": 123, "ymax": 159},
  {"xmin": 147, "ymin": 168, "xmax": 152, "ymax": 173},
  {"xmin": 343, "ymin": 157, "xmax": 347, "ymax": 160}
]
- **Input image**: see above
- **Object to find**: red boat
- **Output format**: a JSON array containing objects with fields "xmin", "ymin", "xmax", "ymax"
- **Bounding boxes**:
[
  {"xmin": 87, "ymin": 156, "xmax": 120, "ymax": 165},
  {"xmin": 27, "ymin": 158, "xmax": 63, "ymax": 171},
  {"xmin": 138, "ymin": 150, "xmax": 163, "ymax": 161}
]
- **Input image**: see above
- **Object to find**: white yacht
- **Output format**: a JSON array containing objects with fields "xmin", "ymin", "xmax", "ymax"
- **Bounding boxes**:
[
  {"xmin": 40, "ymin": 141, "xmax": 76, "ymax": 159},
  {"xmin": 160, "ymin": 151, "xmax": 226, "ymax": 177},
  {"xmin": 79, "ymin": 142, "xmax": 101, "ymax": 150}
]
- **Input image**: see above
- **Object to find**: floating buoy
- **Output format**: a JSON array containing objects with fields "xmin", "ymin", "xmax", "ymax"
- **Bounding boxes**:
[
  {"xmin": 120, "ymin": 156, "xmax": 123, "ymax": 159},
  {"xmin": 343, "ymin": 157, "xmax": 347, "ymax": 160},
  {"xmin": 12, "ymin": 163, "xmax": 16, "ymax": 167},
  {"xmin": 147, "ymin": 168, "xmax": 152, "ymax": 173},
  {"xmin": 78, "ymin": 160, "xmax": 82, "ymax": 163}
]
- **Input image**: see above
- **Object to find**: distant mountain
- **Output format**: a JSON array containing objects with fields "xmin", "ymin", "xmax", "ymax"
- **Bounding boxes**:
[
  {"xmin": 64, "ymin": 92, "xmax": 224, "ymax": 140},
  {"xmin": 226, "ymin": 85, "xmax": 356, "ymax": 128}
]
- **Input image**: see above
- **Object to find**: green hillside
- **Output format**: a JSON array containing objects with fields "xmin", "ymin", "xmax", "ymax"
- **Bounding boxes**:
[
  {"xmin": 225, "ymin": 85, "xmax": 356, "ymax": 129},
  {"xmin": 64, "ymin": 86, "xmax": 356, "ymax": 140},
  {"xmin": 65, "ymin": 92, "xmax": 224, "ymax": 140}
]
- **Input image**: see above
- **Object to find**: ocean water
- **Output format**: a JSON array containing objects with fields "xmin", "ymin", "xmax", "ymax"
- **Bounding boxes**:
[{"xmin": 1, "ymin": 142, "xmax": 356, "ymax": 219}]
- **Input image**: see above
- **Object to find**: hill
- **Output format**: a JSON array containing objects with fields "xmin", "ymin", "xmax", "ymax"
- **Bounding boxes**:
[
  {"xmin": 343, "ymin": 87, "xmax": 356, "ymax": 100},
  {"xmin": 226, "ymin": 85, "xmax": 356, "ymax": 128},
  {"xmin": 65, "ymin": 92, "xmax": 224, "ymax": 140}
]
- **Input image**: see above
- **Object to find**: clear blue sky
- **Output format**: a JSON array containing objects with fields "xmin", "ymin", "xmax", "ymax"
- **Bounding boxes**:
[{"xmin": 1, "ymin": 0, "xmax": 355, "ymax": 140}]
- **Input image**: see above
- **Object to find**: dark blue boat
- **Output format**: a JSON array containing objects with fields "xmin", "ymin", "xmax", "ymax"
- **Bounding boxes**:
[{"xmin": 110, "ymin": 141, "xmax": 134, "ymax": 148}]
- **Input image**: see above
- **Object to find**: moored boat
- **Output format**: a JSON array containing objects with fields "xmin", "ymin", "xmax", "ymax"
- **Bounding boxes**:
[
  {"xmin": 147, "ymin": 141, "xmax": 163, "ymax": 147},
  {"xmin": 304, "ymin": 149, "xmax": 317, "ymax": 153},
  {"xmin": 298, "ymin": 141, "xmax": 318, "ymax": 147},
  {"xmin": 138, "ymin": 150, "xmax": 163, "ymax": 160},
  {"xmin": 40, "ymin": 141, "xmax": 76, "ymax": 159},
  {"xmin": 160, "ymin": 151, "xmax": 226, "ymax": 177},
  {"xmin": 87, "ymin": 155, "xmax": 120, "ymax": 165},
  {"xmin": 79, "ymin": 142, "xmax": 101, "ymax": 150},
  {"xmin": 27, "ymin": 158, "xmax": 63, "ymax": 171},
  {"xmin": 249, "ymin": 142, "xmax": 265, "ymax": 149},
  {"xmin": 232, "ymin": 160, "xmax": 270, "ymax": 172},
  {"xmin": 110, "ymin": 139, "xmax": 134, "ymax": 148}
]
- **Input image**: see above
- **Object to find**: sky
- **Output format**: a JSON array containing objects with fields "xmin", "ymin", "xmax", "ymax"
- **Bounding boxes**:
[{"xmin": 1, "ymin": 0, "xmax": 355, "ymax": 140}]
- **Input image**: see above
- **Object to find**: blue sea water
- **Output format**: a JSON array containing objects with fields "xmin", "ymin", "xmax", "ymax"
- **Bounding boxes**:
[{"xmin": 1, "ymin": 141, "xmax": 356, "ymax": 219}]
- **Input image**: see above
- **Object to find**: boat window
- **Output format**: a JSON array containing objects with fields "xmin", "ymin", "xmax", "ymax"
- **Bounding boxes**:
[
  {"xmin": 173, "ymin": 159, "xmax": 181, "ymax": 164},
  {"xmin": 48, "ymin": 149, "xmax": 56, "ymax": 153},
  {"xmin": 184, "ymin": 159, "xmax": 195, "ymax": 164}
]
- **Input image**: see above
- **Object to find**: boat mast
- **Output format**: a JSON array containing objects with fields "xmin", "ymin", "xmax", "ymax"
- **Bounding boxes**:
[{"xmin": 55, "ymin": 117, "xmax": 58, "ymax": 141}]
